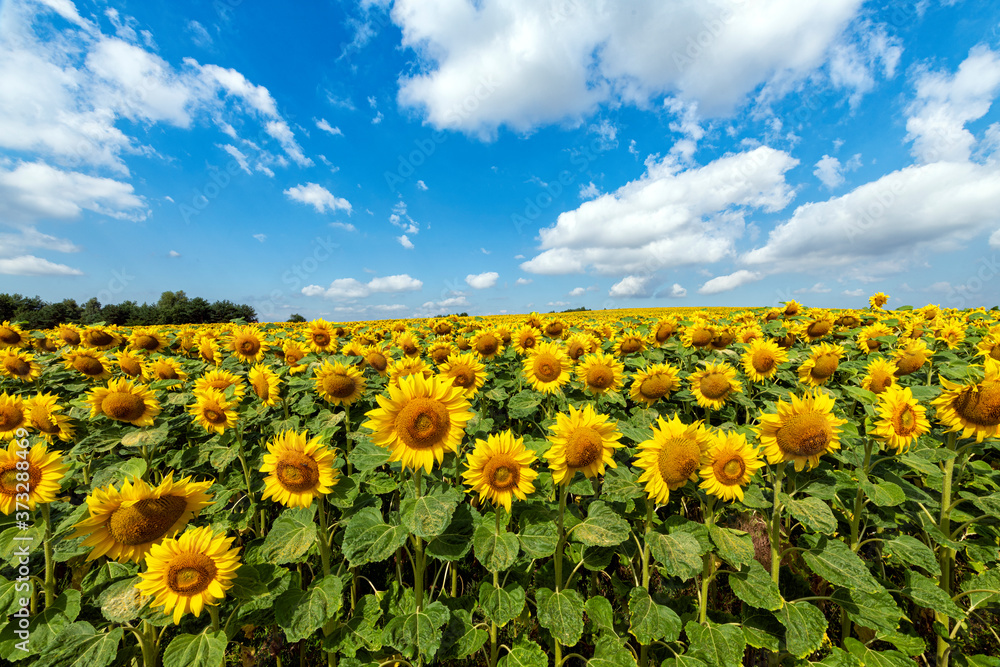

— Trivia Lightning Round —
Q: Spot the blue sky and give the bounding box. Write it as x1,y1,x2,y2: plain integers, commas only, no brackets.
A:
2,0,1000,321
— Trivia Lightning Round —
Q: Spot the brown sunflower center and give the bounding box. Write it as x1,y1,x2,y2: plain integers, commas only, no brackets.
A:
28,404,58,434
620,338,642,354
107,496,188,545
367,352,388,372
431,348,451,365
656,437,702,486
989,346,1000,362
450,367,476,389
402,343,418,356
153,365,179,380
640,374,673,400
0,403,25,432
564,427,604,469
4,357,30,377
285,350,304,364
484,454,520,491
545,323,564,337
690,328,713,347
586,365,614,390
718,457,745,483
396,397,450,450
810,354,839,380
202,407,226,425
699,373,731,400
60,329,81,346
894,404,918,435
532,354,563,383
86,331,114,347
865,338,882,351
119,358,142,377
237,337,260,356
895,353,925,376
0,464,40,496
869,370,893,393
655,323,674,343
710,332,734,350
520,335,536,350
276,451,321,492
752,349,777,374
775,412,833,457
567,342,585,360
312,332,331,347
807,321,831,338
102,392,147,422
952,382,1000,427
322,373,356,399
252,374,270,399
166,552,218,596
134,335,159,351
476,335,499,357
73,355,105,376
0,327,22,346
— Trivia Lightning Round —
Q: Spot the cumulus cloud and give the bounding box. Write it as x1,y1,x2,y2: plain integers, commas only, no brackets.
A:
515,277,532,285
397,234,414,249
568,287,586,297
698,270,763,294
609,275,652,297
302,274,423,300
417,180,428,191
0,255,83,275
168,250,181,257
668,283,687,298
284,183,352,214
466,272,499,289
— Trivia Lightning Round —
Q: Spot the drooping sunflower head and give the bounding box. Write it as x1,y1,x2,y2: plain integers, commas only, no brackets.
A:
228,325,268,364
803,311,835,340
88,378,161,427
976,336,1000,363
741,338,788,383
522,340,571,394
135,525,241,625
261,430,338,507
869,292,890,309
0,321,29,349
545,403,623,486
857,322,895,354
394,331,422,358
314,361,366,405
653,317,678,345
56,324,82,347
757,390,847,471
280,339,310,374
635,414,712,504
894,338,930,376
194,368,246,400
439,352,486,397
861,357,897,394
796,342,845,387
62,349,112,381
188,389,238,435
543,318,567,339
681,319,715,349
363,373,473,473
0,393,27,439
23,393,74,443
129,328,168,354
575,350,624,396
931,359,1000,443
1,349,41,383
362,345,391,376
616,330,647,356
307,319,338,353
629,363,681,406
33,335,61,354
783,300,801,317
115,350,145,379
873,386,930,453
197,335,223,365
0,441,67,515
689,361,743,410
698,430,764,503
462,430,538,512
249,364,282,406
471,329,504,360
709,327,735,351
72,473,214,563
81,325,122,351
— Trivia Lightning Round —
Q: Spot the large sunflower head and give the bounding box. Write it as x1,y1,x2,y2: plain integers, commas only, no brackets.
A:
861,357,897,394
681,320,715,349
796,342,845,387
363,373,473,473
869,292,889,309
565,333,595,362
88,378,161,427
0,441,67,514
72,473,214,562
145,356,188,388
228,325,268,364
194,368,246,400
23,393,74,443
129,328,168,354
616,330,647,356
522,340,571,394
935,319,966,350
81,325,122,351
115,350,146,379
55,324,82,347
362,345,391,376
462,430,538,512
543,318,567,339
1,349,41,383
314,361,366,405
931,359,1000,443
894,338,930,376
873,386,930,453
197,335,223,365
653,317,678,345
135,526,241,625
249,364,282,406
545,403,623,486
0,392,27,440
698,430,764,503
635,414,712,504
857,322,894,354
575,351,625,396
261,430,338,507
394,331,422,358
0,321,29,349
188,389,239,435
804,311,835,340
471,329,504,360
758,390,847,471
513,325,540,354
427,340,456,366
629,363,681,406
281,340,310,375
689,361,743,410
439,352,487,397
63,349,112,381
307,319,339,354
741,338,788,383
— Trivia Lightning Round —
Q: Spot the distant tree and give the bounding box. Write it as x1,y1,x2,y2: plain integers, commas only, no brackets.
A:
81,298,103,324
288,313,307,322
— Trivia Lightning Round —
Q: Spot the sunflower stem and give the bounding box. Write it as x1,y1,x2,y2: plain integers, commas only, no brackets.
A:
937,431,958,667
770,462,786,587
698,497,716,625
553,482,569,667
344,405,353,477
639,500,654,667
138,620,160,667
412,467,426,613
489,510,501,667
42,503,55,608
235,429,263,538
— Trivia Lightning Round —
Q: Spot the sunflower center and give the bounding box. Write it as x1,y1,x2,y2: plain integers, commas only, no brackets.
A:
752,350,776,373
655,323,674,343
0,327,21,345
102,392,147,422
476,335,499,356
238,338,260,356
895,353,925,376
203,407,227,424
134,335,159,351
712,456,746,486
154,365,179,380
252,374,270,399
0,464,40,495
990,346,1000,362
620,338,642,354
4,357,30,376
546,323,564,337
690,328,713,347
120,358,142,377
323,374,357,399
286,350,304,364
564,427,604,468
810,354,839,380
87,331,114,347
28,404,59,434
640,374,672,400
894,404,918,435
775,412,832,457
586,365,614,390
520,335,536,350
869,371,893,393
699,373,731,400
276,451,321,492
711,332,734,349
865,338,882,351
60,330,81,346
312,332,331,347
952,382,1000,427
166,553,218,596
807,321,831,338
484,455,520,491
567,342,585,360
533,354,562,383
450,368,476,389
367,352,388,372
0,404,24,431
107,496,188,545
431,348,451,365
72,356,104,376
656,437,702,486
396,398,450,450
402,343,418,356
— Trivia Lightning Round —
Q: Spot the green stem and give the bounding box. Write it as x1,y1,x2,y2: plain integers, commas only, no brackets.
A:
344,405,353,477
235,429,264,537
42,504,55,608
553,483,569,667
770,463,786,586
412,468,426,613
138,620,160,667
490,511,501,667
698,498,716,625
639,500,654,667
937,432,957,667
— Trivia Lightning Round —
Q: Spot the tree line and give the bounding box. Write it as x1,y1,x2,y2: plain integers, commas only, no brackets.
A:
0,291,258,328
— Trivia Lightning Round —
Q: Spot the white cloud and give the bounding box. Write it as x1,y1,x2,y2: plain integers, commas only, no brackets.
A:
421,295,470,311
315,118,343,136
515,277,532,285
371,111,384,124
417,179,428,191
389,200,420,235
302,274,423,300
668,283,687,298
218,144,251,174
609,275,652,297
698,269,763,294
0,255,83,275
265,120,312,167
186,20,212,48
397,234,414,249
253,233,267,242
331,221,357,232
168,250,181,257
284,183,352,214
794,282,832,294
579,182,600,200
568,287,586,297
466,272,499,289
843,288,865,297
827,23,902,108
814,155,845,188
480,247,490,255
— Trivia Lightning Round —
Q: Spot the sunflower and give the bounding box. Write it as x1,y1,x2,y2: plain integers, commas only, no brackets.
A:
278,340,308,375
976,336,1000,363
129,328,168,354
0,321,29,349
455,336,472,351
741,338,787,383
72,474,214,562
260,430,338,507
576,351,624,396
0,393,27,440
115,350,145,379
545,403,622,485
193,368,246,400
462,430,538,511
175,329,198,356
388,356,433,388
894,339,930,376
81,325,121,351
23,393,74,443
859,356,897,395
249,364,282,406
439,352,487,397
934,320,966,350
681,320,715,349
856,322,894,354
698,431,764,503
736,324,763,344
513,325,540,354
565,333,595,362
135,526,241,625
0,349,41,383
543,318,567,339
33,335,60,353
616,330,647,356
314,361,366,406
395,331,422,358
653,317,678,345
797,342,845,387
362,345,391,376
932,358,1000,443
0,441,67,514
431,319,453,336
689,361,743,410
188,389,238,435
342,339,366,358
471,329,504,361
634,414,712,504
228,325,268,364
88,378,161,427
363,373,473,473
197,334,223,365
60,348,110,381
783,300,801,317
427,341,456,366
869,292,889,310
522,341,571,394
307,319,339,354
55,324,82,347
709,327,735,351
758,390,847,471
629,363,681,406
145,356,188,388
873,386,930,453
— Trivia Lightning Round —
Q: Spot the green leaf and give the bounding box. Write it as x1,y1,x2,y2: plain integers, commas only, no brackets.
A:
497,637,548,667
275,575,344,642
229,564,268,600
426,502,475,562
972,493,1000,518
34,627,123,667
324,594,382,658
708,525,754,567
740,484,771,509
97,578,144,623
536,588,585,647
585,596,616,635
517,507,559,558
876,631,926,657
801,535,882,593
684,621,746,667
571,501,630,547
660,656,709,667
478,581,526,628
473,516,520,572
341,506,409,567
774,601,826,659
903,572,965,620
601,465,645,502
588,633,638,667
728,561,782,611
782,495,837,534
647,531,702,579
348,439,391,472
440,606,487,660
627,587,681,644
740,612,783,651
381,601,450,661
830,588,903,634
260,506,318,564
401,485,463,539
961,569,1000,610
884,536,941,576
859,480,906,507
844,637,914,667
162,631,227,667
508,390,543,419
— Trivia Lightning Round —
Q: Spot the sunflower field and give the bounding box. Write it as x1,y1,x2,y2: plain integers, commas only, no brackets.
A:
1,298,1000,667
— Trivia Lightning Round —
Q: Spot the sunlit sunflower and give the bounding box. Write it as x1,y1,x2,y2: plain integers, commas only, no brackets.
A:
115,350,145,379
88,378,161,427
0,441,67,514
689,361,743,410
0,349,41,383
340,339,364,358
0,321,29,349
894,339,930,377
439,352,487,397
362,345,391,376
462,430,538,511
129,328,168,354
935,319,966,350
634,414,712,504
23,393,74,443
431,318,453,336
616,329,647,356
0,393,27,440
522,340,571,394
395,331,422,358
513,325,540,354
388,356,433,388
976,336,1000,363
197,334,223,365
709,327,735,351
797,342,845,387
61,348,111,381
307,319,339,354
758,390,847,471
783,300,801,317
545,403,622,485
33,335,60,353
175,329,198,357
873,386,930,453
736,324,763,345
72,474,214,563
314,361,366,405
741,339,787,383
228,325,268,364
869,292,889,310
698,430,764,502
932,358,1000,442
802,311,834,340
81,325,122,351
576,351,624,396
55,324,82,348
629,363,681,406
856,322,894,354
565,333,594,362
188,389,238,435
856,356,895,395
281,340,309,375
427,340,456,366
471,329,504,361
249,364,282,406
681,319,715,349
145,356,188,389
653,317,678,345
193,368,246,400
363,373,473,473
543,317,567,339
135,526,241,625
260,430,338,507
